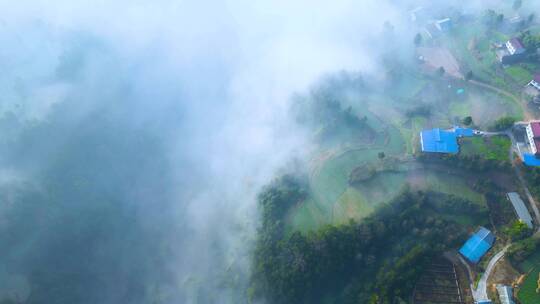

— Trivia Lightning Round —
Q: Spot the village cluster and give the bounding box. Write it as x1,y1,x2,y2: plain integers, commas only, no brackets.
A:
411,4,540,304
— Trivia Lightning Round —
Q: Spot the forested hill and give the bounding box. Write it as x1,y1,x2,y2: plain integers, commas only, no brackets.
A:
250,176,487,304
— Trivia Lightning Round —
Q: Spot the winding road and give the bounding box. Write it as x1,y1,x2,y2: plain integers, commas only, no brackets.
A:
471,245,510,302
469,79,533,121
468,128,539,302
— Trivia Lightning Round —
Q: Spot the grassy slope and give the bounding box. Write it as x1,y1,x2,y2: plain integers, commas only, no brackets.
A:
460,136,511,161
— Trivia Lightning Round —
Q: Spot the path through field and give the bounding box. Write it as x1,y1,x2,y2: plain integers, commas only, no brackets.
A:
417,47,462,78
469,79,533,121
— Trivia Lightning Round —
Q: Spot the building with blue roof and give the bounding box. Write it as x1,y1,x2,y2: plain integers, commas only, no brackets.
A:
523,153,540,167
454,127,474,137
420,128,459,153
459,227,495,264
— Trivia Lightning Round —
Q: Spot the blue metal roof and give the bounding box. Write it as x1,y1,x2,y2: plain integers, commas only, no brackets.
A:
459,227,495,264
420,128,459,153
523,153,540,166
454,127,474,137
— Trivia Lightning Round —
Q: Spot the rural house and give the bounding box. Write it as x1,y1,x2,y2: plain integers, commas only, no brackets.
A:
500,38,527,64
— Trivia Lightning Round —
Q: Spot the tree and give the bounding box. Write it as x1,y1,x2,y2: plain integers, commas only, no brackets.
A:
437,67,445,77
520,31,540,52
529,13,536,24
465,71,474,81
504,220,532,241
497,14,504,24
492,116,516,131
513,0,522,11
414,33,422,46
462,116,473,126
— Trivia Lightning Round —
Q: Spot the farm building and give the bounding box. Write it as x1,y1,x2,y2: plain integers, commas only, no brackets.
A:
459,227,495,264
496,285,514,304
507,192,533,228
420,128,458,153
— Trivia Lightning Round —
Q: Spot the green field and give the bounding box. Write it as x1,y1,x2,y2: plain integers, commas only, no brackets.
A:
519,268,540,303
460,136,511,161
517,250,540,304
408,170,486,206
506,66,533,86
287,161,487,232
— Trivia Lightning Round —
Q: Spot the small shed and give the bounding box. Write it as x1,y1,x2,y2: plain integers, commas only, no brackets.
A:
507,192,533,228
496,285,515,304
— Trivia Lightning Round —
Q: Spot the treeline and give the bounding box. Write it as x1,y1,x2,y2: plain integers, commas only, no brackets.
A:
417,153,511,172
507,237,540,267
523,166,540,198
250,176,481,304
292,72,373,146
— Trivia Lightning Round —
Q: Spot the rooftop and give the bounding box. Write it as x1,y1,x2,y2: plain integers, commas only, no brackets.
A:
420,128,458,154
507,192,533,228
531,122,540,138
454,127,474,137
459,227,495,264
496,285,514,304
523,153,540,166
509,37,525,51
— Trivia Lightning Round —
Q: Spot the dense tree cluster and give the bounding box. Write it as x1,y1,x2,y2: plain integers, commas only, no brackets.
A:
523,167,540,198
507,237,540,265
520,30,540,53
490,116,516,131
405,104,431,118
418,153,511,172
250,177,480,304
503,220,533,241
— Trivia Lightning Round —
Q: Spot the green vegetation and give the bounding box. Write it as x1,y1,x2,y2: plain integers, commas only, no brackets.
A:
460,136,511,161
523,167,540,198
508,237,540,269
502,220,533,241
252,177,482,304
518,268,540,304
520,30,540,52
462,116,473,126
506,66,533,85
491,116,516,131
512,238,540,304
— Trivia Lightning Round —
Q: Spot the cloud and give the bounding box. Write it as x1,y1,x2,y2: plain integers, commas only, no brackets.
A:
0,1,422,303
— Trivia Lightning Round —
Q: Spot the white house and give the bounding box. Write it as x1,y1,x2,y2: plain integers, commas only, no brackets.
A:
506,38,526,55
526,121,540,155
